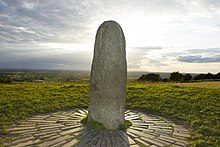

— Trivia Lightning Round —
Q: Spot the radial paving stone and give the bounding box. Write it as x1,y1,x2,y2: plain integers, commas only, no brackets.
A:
4,109,191,146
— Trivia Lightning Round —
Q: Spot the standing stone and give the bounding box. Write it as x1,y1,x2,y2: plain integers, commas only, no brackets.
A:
88,21,127,130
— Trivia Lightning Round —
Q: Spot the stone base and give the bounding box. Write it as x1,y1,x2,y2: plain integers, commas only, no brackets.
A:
4,109,190,147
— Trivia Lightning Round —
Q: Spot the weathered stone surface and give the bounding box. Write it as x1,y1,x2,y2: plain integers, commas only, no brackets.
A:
59,126,83,135
11,136,35,145
88,20,127,130
4,109,190,146
62,139,78,147
38,135,73,147
134,138,150,146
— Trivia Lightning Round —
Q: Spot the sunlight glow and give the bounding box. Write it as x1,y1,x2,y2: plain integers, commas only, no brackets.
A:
39,43,92,52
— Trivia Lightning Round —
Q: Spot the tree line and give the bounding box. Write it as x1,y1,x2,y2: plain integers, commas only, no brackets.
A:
0,76,13,84
138,72,220,82
0,75,45,84
1,71,220,84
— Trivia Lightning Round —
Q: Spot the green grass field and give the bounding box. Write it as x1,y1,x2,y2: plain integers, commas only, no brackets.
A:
0,82,219,146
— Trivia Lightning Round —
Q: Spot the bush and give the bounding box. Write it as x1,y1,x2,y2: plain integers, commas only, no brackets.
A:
214,72,220,79
169,71,183,82
0,76,13,84
183,74,193,82
162,78,169,82
193,73,214,80
138,73,161,82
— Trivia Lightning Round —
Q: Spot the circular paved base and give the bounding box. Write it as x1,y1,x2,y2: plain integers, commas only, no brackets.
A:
4,109,190,147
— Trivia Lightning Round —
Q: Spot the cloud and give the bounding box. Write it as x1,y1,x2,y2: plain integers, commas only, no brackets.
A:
131,46,162,50
177,48,220,63
0,0,7,11
127,46,167,70
0,0,96,45
177,55,220,63
186,48,220,54
0,49,92,69
1,0,219,47
127,48,146,70
201,24,220,32
148,59,168,66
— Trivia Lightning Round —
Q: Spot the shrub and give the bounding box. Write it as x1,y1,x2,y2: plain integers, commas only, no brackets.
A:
183,74,193,82
162,78,169,82
169,71,183,82
214,72,220,79
138,73,161,82
0,76,13,84
193,73,214,80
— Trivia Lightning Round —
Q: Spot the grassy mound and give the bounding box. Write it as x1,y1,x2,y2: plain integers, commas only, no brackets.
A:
0,82,219,146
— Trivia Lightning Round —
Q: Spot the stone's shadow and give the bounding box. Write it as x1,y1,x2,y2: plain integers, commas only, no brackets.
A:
76,128,130,147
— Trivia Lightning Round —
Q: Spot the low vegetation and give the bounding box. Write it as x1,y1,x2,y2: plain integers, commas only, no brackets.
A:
0,82,219,146
81,115,132,131
138,71,220,82
0,83,88,133
126,82,220,146
80,116,106,130
118,120,133,131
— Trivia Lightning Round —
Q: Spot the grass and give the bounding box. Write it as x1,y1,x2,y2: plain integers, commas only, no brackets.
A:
81,116,132,131
117,120,133,131
176,81,220,88
0,81,219,146
80,116,106,130
126,82,220,146
0,82,88,133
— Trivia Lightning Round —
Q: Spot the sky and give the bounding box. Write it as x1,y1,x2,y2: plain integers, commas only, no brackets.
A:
0,0,220,73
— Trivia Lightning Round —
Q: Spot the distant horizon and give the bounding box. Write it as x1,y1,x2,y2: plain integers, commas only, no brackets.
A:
1,67,218,74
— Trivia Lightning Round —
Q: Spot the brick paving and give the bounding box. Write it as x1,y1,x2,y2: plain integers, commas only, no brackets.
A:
4,109,190,146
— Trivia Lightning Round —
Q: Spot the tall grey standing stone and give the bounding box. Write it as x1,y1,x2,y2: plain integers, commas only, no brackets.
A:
88,21,127,130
